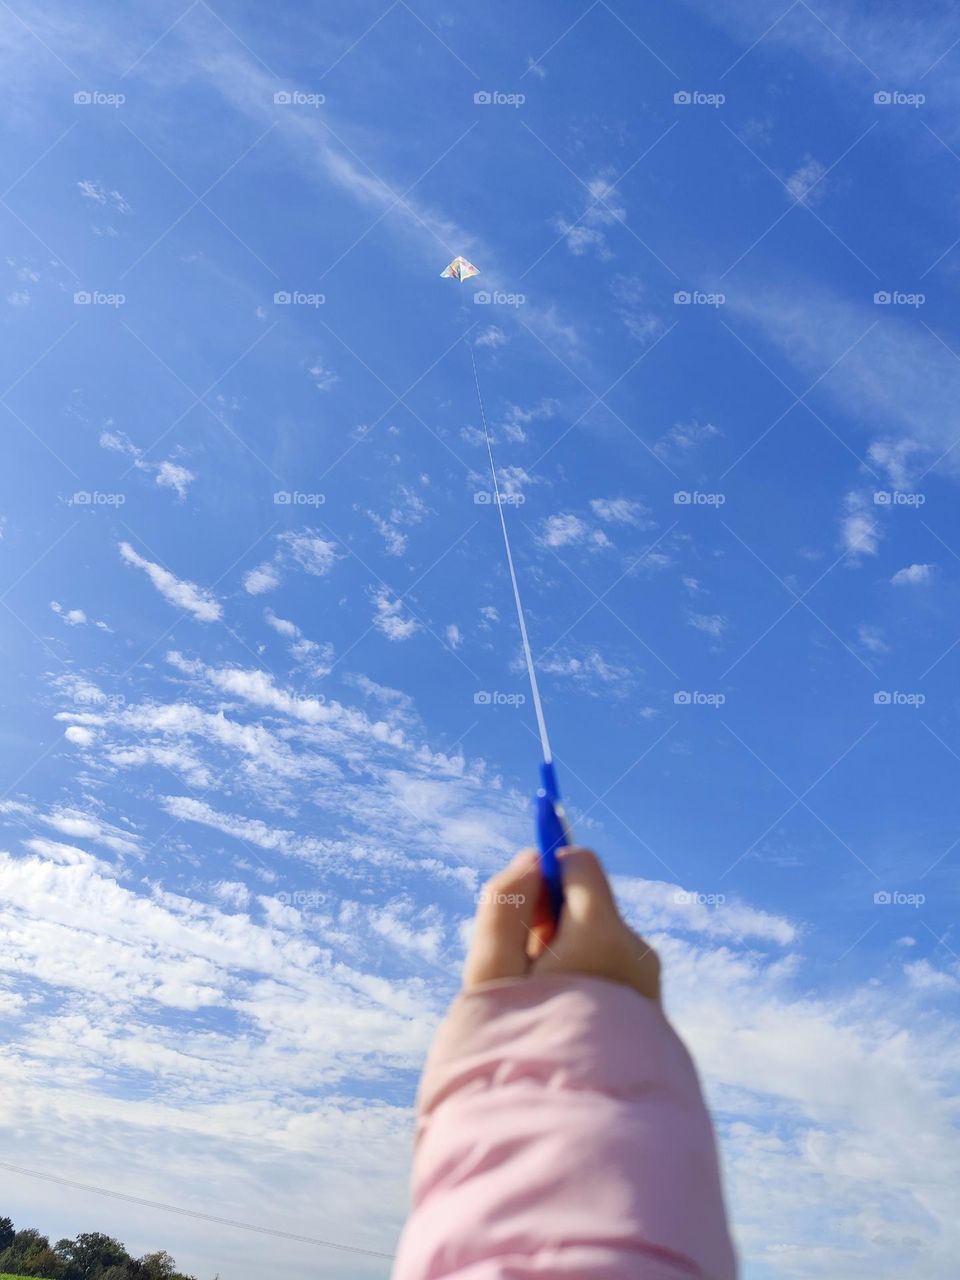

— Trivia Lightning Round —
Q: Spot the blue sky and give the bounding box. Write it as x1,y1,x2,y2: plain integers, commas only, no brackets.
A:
1,1,959,1277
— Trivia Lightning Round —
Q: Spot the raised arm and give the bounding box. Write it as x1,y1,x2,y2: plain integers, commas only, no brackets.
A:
393,848,737,1280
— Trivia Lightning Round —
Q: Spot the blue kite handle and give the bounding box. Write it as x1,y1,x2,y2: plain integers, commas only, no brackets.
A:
536,760,568,922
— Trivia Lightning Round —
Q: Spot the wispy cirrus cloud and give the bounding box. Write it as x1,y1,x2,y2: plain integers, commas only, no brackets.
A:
119,542,222,621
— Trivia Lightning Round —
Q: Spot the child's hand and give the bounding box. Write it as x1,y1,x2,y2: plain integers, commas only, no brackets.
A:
465,846,660,1002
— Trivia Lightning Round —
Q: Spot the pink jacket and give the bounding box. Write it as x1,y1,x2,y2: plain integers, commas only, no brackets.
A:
393,974,737,1279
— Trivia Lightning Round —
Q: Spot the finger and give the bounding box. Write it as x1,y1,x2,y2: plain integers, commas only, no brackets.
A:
526,874,558,958
464,850,541,987
623,927,662,1002
554,847,619,925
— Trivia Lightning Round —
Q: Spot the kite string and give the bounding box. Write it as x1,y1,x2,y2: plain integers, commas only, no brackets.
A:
469,342,553,764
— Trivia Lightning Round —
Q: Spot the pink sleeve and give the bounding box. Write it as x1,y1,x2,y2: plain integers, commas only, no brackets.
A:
392,974,737,1280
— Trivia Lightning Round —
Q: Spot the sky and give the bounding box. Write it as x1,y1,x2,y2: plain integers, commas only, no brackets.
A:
0,1,959,1277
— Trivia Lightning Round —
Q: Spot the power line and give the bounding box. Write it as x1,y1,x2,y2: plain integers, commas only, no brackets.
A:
0,1160,395,1262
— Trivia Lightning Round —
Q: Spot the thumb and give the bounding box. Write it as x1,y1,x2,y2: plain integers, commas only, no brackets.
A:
464,850,542,987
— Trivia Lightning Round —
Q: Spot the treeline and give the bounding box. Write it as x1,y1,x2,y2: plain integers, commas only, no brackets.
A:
0,1216,200,1280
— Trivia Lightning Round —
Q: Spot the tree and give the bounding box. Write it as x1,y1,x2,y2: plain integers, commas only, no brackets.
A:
0,1228,64,1278
13,1227,49,1251
20,1243,65,1277
139,1251,176,1279
56,1230,130,1280
2,1226,49,1270
0,1217,194,1280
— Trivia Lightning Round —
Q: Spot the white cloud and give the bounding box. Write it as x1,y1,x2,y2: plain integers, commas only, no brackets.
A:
0,800,140,855
655,419,721,458
843,513,880,557
99,429,194,502
243,562,280,595
368,513,407,556
611,275,663,345
278,530,339,577
345,672,414,713
50,601,87,625
475,325,507,349
904,958,960,993
264,609,298,638
891,563,934,586
307,360,338,391
7,259,39,283
727,283,960,481
590,496,652,526
688,612,728,639
242,531,339,597
553,172,626,261
156,460,196,500
77,179,131,213
490,465,534,501
857,624,889,654
539,513,611,550
64,725,95,746
263,609,333,675
371,588,418,641
555,221,611,259
615,877,797,945
498,399,559,444
785,155,827,205
538,647,633,694
212,880,252,910
364,488,428,558
290,636,334,675
445,624,462,649
842,494,880,559
118,542,222,622
868,439,923,491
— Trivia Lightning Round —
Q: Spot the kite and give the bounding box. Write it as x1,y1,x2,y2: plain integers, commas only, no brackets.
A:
443,255,569,922
440,255,480,282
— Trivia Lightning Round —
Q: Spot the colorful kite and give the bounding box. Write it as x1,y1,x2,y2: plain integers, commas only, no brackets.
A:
440,255,480,282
